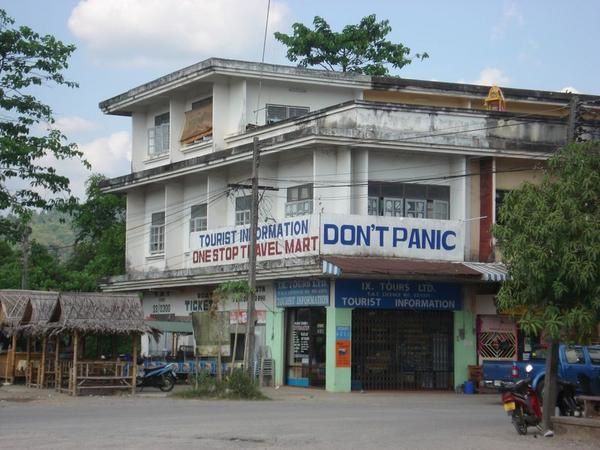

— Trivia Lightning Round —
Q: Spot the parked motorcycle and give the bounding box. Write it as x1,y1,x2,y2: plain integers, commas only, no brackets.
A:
500,364,581,435
136,362,177,392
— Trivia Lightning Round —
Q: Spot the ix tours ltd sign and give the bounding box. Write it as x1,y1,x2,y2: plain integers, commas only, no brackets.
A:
189,213,464,267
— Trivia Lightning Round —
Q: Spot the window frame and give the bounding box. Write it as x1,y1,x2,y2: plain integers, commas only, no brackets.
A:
235,195,252,226
368,182,451,220
148,112,170,157
265,104,310,125
149,211,165,255
190,203,207,233
285,183,314,217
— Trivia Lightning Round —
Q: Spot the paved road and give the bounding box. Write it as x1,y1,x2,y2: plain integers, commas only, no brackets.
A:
0,385,596,449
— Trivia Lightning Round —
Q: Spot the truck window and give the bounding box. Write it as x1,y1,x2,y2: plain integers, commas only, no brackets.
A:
565,347,584,364
588,347,600,365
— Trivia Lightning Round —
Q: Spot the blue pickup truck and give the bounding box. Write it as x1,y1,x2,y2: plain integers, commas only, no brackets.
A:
482,345,600,396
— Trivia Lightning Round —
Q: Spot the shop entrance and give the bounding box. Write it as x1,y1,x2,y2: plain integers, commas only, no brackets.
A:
285,307,326,387
352,310,453,390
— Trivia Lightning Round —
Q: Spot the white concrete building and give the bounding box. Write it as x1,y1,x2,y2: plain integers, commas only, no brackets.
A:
99,58,599,391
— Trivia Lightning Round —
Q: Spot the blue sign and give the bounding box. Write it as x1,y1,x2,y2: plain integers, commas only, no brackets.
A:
336,326,351,340
276,279,330,307
335,279,461,311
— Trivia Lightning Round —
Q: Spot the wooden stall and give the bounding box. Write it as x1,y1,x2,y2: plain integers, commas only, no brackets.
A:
48,292,147,396
0,291,32,383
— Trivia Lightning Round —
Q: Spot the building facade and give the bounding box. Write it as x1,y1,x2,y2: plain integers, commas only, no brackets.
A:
99,58,600,391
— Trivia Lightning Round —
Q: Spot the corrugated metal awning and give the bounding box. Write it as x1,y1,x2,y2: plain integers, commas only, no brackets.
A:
145,320,193,333
322,257,509,282
462,262,508,282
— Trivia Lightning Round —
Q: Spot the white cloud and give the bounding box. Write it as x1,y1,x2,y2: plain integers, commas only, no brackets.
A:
492,0,524,39
79,131,131,174
53,116,97,135
68,0,290,66
474,68,510,86
560,86,579,94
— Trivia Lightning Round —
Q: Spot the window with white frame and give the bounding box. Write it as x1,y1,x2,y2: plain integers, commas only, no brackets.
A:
190,204,207,233
148,112,170,156
149,212,165,254
235,195,252,226
285,183,313,217
266,104,309,124
368,182,450,220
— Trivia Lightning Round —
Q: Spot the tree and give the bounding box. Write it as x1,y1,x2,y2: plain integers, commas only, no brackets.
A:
66,174,126,290
0,9,88,236
494,142,600,431
274,15,428,76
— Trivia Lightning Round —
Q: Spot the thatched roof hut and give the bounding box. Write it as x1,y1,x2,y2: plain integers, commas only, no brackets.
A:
16,291,60,336
0,290,36,335
49,292,148,335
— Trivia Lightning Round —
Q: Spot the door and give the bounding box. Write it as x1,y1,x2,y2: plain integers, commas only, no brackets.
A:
285,307,326,387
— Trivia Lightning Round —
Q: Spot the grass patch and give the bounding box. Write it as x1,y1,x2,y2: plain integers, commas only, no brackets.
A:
172,369,269,400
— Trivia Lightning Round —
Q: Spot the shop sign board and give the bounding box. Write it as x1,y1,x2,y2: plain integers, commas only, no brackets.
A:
229,310,267,325
335,279,462,311
335,326,351,368
189,214,465,267
275,279,330,307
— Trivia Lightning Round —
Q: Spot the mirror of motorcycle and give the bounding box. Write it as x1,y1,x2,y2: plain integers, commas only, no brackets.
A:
525,364,533,374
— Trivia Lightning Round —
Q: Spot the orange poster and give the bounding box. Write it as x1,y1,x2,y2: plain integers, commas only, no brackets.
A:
336,340,351,368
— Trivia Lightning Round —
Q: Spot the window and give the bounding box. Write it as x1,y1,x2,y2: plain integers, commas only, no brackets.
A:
180,98,213,145
285,183,313,217
190,204,207,233
266,104,309,124
565,347,585,364
589,347,600,365
148,112,170,156
495,189,510,224
368,182,450,220
149,212,165,254
235,195,252,226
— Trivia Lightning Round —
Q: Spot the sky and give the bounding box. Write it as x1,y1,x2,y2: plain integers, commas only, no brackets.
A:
2,0,599,200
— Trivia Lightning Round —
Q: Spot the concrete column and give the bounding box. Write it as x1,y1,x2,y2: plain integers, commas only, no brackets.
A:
453,307,477,390
131,112,147,172
169,95,186,162
266,306,285,386
313,148,352,215
125,189,145,273
351,149,368,215
207,170,228,228
165,182,184,269
212,81,229,150
325,281,352,393
479,157,495,262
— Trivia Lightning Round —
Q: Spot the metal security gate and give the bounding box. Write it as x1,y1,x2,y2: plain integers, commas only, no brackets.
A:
352,310,454,390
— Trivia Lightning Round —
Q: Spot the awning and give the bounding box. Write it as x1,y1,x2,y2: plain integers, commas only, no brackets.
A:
145,320,193,334
322,256,482,278
462,262,508,282
322,257,508,282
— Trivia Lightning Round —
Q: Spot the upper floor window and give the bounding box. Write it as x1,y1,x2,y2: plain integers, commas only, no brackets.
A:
149,211,165,254
266,104,309,124
148,112,170,157
495,189,510,224
286,183,313,217
235,195,252,226
190,204,207,233
181,97,213,146
368,182,450,220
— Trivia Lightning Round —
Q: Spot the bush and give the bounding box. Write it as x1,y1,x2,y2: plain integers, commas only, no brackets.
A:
173,369,268,400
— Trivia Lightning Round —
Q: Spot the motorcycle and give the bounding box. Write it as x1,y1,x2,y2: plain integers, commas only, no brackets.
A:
500,364,581,435
136,362,178,392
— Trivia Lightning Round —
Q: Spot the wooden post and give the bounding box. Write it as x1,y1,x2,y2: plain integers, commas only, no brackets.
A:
131,334,138,395
25,336,31,387
9,334,17,383
71,331,79,396
55,335,60,392
39,336,47,388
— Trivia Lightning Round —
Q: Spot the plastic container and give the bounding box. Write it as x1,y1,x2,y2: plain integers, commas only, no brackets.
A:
463,380,475,394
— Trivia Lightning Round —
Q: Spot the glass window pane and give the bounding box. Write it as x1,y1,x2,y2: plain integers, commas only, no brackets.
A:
152,212,165,226
589,347,600,365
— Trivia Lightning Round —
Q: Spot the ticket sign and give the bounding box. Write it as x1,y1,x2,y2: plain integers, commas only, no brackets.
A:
335,279,462,311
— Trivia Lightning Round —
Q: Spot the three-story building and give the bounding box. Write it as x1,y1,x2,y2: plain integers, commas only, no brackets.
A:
99,58,599,392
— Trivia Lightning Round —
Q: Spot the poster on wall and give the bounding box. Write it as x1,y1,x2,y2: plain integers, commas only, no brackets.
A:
335,326,351,368
292,321,310,364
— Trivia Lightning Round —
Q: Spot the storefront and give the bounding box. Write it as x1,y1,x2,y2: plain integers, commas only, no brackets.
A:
335,278,462,391
276,279,329,387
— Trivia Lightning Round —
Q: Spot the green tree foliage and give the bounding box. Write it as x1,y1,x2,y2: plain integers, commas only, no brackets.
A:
66,174,126,290
274,15,428,76
0,9,88,235
494,142,600,341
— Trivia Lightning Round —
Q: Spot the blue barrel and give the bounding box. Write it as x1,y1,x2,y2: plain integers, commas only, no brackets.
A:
463,380,475,394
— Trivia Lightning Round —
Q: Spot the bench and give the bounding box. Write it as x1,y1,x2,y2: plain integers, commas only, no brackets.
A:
576,395,600,417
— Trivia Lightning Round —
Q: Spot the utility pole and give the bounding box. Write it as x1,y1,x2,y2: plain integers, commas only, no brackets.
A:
21,225,31,290
541,93,580,434
244,137,260,374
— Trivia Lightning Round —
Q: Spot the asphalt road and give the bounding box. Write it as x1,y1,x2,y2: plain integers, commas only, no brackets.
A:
0,386,597,449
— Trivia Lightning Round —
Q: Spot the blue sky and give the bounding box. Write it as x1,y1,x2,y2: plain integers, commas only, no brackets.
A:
2,0,599,198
